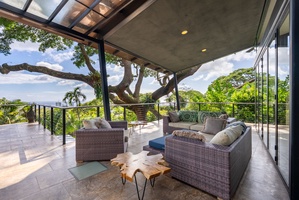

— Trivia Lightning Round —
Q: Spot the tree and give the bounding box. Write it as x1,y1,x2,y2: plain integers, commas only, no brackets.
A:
206,68,255,103
0,98,27,124
63,87,86,123
166,90,205,110
63,87,86,106
0,17,200,120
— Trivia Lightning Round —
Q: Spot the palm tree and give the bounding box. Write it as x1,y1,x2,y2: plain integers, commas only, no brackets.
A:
63,87,86,106
63,87,86,125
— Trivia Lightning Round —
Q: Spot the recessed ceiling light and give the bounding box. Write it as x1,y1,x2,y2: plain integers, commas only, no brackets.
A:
181,30,188,35
202,48,207,52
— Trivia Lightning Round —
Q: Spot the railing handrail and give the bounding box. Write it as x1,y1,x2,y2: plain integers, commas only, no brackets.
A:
1,101,289,145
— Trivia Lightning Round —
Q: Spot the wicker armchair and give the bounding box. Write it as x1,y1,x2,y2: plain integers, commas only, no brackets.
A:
75,121,128,162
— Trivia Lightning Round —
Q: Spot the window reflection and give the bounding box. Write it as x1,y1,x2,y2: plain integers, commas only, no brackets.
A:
268,38,276,159
53,0,85,27
27,0,62,19
277,14,289,186
0,0,27,10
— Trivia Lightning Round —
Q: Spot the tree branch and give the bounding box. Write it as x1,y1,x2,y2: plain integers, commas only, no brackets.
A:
0,63,93,86
133,66,145,98
152,66,201,101
78,43,97,73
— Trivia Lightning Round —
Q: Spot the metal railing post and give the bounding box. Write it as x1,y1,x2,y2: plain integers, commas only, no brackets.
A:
43,106,46,129
50,107,54,135
97,106,100,117
38,105,41,124
124,107,127,121
62,108,66,145
158,103,160,122
232,103,235,117
34,104,37,119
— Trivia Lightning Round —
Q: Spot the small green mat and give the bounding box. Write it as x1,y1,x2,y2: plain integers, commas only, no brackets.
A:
69,161,107,180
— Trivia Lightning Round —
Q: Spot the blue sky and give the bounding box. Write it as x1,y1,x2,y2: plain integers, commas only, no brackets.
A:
0,39,256,103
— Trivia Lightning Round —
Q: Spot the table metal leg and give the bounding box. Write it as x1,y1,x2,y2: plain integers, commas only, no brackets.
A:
134,175,155,200
121,177,126,185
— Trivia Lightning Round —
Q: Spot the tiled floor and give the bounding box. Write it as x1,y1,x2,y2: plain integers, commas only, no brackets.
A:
0,122,290,200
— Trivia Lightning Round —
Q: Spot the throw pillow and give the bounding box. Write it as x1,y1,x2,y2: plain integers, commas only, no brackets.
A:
97,118,112,129
178,111,198,122
219,113,229,119
226,121,247,133
210,125,243,146
198,111,222,124
83,119,98,129
172,130,206,141
201,117,227,135
168,111,180,122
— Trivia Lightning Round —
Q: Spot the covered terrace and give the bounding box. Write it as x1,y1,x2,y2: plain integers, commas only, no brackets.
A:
1,0,299,199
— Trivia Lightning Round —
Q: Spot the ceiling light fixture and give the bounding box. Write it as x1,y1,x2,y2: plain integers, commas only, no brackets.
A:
181,30,188,35
202,48,207,52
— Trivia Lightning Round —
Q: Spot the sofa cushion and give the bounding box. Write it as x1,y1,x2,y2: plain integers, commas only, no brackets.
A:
83,119,98,129
94,118,112,129
173,130,206,141
198,111,222,124
168,111,180,122
189,124,205,131
178,110,198,122
219,113,229,119
226,121,247,133
169,121,197,129
210,125,243,146
199,132,215,142
201,117,227,135
99,119,112,129
149,135,171,150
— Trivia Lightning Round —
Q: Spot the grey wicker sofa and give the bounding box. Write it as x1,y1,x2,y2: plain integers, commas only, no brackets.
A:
75,121,128,162
163,115,236,134
165,126,252,200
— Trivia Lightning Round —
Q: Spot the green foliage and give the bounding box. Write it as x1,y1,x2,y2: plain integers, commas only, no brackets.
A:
167,90,205,110
0,17,73,55
72,45,97,68
206,68,254,103
0,98,28,124
63,87,86,106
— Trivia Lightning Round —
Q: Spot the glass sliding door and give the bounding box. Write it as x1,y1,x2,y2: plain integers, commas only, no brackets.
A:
257,62,263,137
268,38,276,158
263,53,269,147
277,14,290,185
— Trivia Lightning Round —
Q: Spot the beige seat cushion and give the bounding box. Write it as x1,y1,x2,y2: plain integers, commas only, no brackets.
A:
210,125,243,146
198,132,215,142
169,121,197,129
189,124,204,131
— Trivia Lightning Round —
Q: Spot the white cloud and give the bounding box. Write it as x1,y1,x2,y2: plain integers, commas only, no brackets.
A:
10,41,40,52
36,61,63,71
108,75,122,84
0,72,58,84
193,59,234,81
107,64,123,74
44,49,74,63
225,50,256,62
192,50,255,82
57,80,76,86
73,83,88,88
